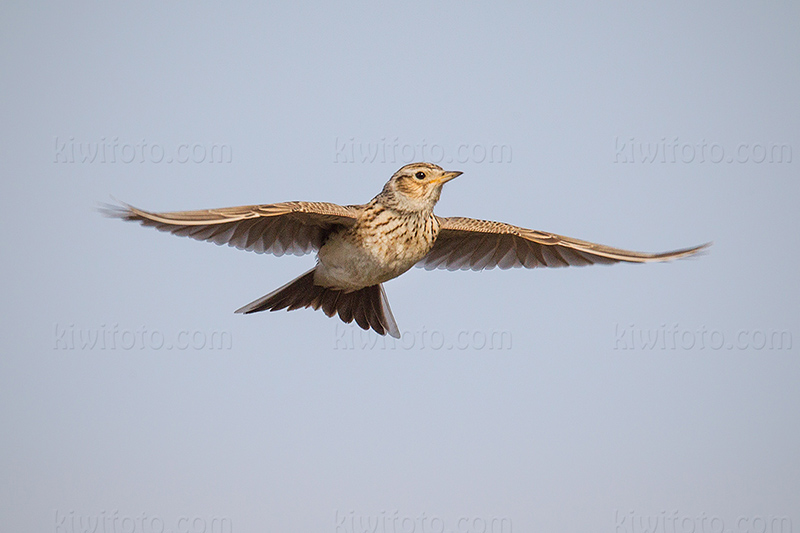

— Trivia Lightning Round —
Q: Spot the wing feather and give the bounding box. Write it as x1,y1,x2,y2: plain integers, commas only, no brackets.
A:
101,201,362,256
470,236,501,270
417,216,709,270
484,235,510,270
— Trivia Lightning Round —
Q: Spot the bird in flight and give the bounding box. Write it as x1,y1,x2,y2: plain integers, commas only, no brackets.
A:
105,162,708,338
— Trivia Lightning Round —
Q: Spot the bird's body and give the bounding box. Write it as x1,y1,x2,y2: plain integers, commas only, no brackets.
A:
104,162,708,338
316,192,440,290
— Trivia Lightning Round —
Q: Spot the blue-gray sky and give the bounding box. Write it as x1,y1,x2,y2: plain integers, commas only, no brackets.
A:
2,2,798,532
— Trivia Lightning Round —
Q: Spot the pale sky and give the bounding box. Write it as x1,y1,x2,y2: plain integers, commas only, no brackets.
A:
2,2,798,532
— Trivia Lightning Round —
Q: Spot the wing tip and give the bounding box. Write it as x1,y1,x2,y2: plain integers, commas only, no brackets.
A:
97,197,136,220
656,241,712,261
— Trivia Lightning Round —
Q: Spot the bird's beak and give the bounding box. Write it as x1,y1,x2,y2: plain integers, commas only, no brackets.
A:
435,170,463,184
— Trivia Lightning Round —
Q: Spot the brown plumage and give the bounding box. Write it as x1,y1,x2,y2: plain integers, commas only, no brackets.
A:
233,268,398,337
103,162,709,337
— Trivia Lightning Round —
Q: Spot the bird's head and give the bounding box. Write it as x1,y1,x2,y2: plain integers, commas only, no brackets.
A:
380,162,462,212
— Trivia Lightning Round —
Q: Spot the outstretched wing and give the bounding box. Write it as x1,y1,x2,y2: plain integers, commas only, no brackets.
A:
102,201,362,256
418,216,709,270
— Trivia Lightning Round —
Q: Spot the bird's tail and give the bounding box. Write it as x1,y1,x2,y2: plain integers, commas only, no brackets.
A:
234,268,400,338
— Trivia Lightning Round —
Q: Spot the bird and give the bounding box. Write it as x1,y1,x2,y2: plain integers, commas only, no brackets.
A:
103,162,708,338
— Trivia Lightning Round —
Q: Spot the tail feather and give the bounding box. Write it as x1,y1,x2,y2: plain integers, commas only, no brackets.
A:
319,290,340,317
377,285,399,337
367,287,385,333
352,295,370,331
337,293,356,324
234,267,401,338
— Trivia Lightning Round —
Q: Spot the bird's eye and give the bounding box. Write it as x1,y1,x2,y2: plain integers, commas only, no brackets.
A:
415,171,425,180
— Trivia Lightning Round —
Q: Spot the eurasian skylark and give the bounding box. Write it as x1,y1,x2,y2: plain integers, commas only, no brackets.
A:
105,162,708,338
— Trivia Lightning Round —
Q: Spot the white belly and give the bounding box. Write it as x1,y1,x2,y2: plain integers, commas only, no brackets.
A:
314,214,437,291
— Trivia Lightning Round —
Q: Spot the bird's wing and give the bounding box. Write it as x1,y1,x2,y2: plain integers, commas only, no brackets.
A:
102,201,362,255
417,216,709,270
